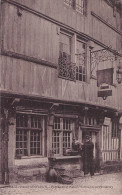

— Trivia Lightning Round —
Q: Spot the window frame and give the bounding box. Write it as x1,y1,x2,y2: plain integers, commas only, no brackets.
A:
64,0,73,7
16,113,45,158
58,30,76,81
52,117,73,156
64,0,87,16
76,38,87,82
59,31,72,58
75,0,84,14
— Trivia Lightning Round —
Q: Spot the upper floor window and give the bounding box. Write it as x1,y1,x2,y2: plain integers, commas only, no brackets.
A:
64,0,87,15
75,0,84,14
76,40,87,82
59,32,71,60
64,0,73,7
58,31,88,82
58,31,76,81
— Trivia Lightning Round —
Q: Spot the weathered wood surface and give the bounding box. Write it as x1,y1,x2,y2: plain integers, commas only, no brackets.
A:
101,123,120,162
2,3,59,65
6,0,121,50
0,55,122,110
0,0,122,110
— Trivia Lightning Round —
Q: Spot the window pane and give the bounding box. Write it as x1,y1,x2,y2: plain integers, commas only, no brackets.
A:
16,114,28,127
64,0,73,7
30,131,41,155
54,117,60,130
63,119,71,130
52,131,60,154
59,33,71,55
76,40,86,82
31,115,42,129
16,129,28,156
16,113,44,157
63,132,71,149
76,0,84,14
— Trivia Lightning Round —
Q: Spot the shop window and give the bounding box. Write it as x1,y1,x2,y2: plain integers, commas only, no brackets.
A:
112,121,118,138
76,40,87,82
16,113,45,157
52,117,73,155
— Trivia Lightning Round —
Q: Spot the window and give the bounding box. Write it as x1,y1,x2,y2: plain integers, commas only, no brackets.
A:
16,113,45,157
112,120,118,138
76,40,86,82
75,0,84,14
63,118,71,150
64,0,73,7
64,0,86,15
52,117,74,155
79,113,100,126
58,32,76,81
59,32,71,59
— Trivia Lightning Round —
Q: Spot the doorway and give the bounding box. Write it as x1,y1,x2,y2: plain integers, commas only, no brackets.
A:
82,130,99,161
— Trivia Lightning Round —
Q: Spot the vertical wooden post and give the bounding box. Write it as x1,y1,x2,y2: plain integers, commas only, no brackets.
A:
75,118,79,140
118,115,122,160
86,41,91,83
0,108,9,184
47,104,59,157
47,113,54,157
120,127,122,160
3,108,9,184
98,111,105,166
0,111,3,183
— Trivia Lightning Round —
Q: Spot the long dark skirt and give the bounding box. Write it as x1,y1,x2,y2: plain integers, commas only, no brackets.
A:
83,158,94,176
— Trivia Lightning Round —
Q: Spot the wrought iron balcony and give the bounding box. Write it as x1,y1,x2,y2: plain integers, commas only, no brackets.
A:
58,54,76,81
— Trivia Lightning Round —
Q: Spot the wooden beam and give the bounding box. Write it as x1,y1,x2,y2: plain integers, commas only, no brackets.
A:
1,49,57,69
91,11,122,35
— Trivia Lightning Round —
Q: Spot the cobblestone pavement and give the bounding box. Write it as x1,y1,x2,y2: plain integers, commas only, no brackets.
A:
0,172,122,195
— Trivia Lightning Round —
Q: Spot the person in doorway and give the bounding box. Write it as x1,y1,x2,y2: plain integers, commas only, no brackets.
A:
82,135,94,177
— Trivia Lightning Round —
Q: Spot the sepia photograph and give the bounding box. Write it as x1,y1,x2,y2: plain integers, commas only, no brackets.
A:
0,0,122,195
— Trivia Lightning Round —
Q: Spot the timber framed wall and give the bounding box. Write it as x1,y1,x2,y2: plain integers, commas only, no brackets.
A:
0,0,122,183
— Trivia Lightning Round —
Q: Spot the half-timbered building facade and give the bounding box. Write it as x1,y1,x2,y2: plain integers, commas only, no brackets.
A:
0,0,122,183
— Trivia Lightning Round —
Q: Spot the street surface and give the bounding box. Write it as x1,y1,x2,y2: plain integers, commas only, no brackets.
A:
0,172,122,195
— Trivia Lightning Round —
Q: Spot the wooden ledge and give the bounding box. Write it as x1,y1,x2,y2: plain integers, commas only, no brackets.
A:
49,155,81,160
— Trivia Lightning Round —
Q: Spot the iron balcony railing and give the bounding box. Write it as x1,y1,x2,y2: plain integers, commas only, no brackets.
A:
58,53,76,81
